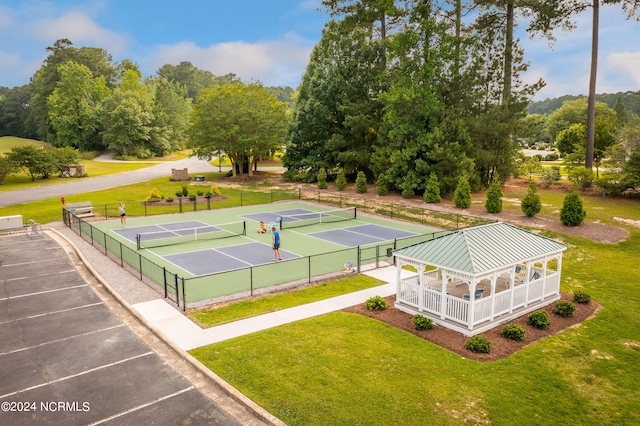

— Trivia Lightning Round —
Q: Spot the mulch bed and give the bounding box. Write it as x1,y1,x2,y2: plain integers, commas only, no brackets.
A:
343,293,600,362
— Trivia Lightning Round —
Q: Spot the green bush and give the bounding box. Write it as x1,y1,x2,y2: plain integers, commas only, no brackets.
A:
573,290,591,304
545,153,559,161
413,315,434,330
484,173,503,213
527,310,551,329
501,324,526,342
356,171,368,194
541,166,561,187
317,167,328,189
365,296,388,311
453,174,471,209
401,174,415,199
521,180,542,217
181,184,189,197
175,190,183,198
166,197,174,202
335,168,347,191
464,335,491,353
375,173,388,196
553,300,576,317
560,192,586,226
196,190,204,196
423,172,441,203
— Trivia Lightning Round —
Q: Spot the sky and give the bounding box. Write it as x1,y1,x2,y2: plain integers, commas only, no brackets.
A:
1,0,639,101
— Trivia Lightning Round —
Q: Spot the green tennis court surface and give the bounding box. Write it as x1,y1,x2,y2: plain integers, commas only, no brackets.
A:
91,201,441,305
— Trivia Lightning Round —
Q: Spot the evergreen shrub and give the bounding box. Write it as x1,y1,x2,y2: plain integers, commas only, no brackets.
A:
553,300,576,317
521,181,542,217
453,174,471,208
423,172,441,203
375,174,388,196
402,174,415,199
413,315,434,330
317,167,328,189
501,324,526,342
560,192,586,226
365,296,388,311
356,171,368,194
465,335,491,353
573,290,591,304
527,310,551,330
485,173,503,213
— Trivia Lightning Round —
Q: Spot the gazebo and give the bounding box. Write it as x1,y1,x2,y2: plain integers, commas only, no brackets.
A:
392,222,567,336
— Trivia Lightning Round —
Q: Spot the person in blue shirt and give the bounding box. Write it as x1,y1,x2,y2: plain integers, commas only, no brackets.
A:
272,227,282,261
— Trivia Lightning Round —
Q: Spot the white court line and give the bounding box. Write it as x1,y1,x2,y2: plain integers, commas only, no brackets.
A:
0,324,125,357
0,302,103,326
87,386,195,425
0,283,88,301
0,352,153,399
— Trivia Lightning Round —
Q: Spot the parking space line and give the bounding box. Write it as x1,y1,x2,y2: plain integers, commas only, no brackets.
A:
0,284,88,301
87,386,195,425
0,352,154,399
4,269,77,281
0,302,103,326
0,324,125,357
1,257,69,267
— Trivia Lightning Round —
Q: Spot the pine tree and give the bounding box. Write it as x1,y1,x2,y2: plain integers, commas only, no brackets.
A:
484,173,503,213
355,171,368,194
375,173,388,196
423,172,441,204
335,168,347,191
560,192,586,226
401,174,415,199
317,167,328,189
453,174,471,209
521,180,542,217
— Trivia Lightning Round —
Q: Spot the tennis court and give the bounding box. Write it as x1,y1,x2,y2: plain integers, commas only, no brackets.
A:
89,201,441,306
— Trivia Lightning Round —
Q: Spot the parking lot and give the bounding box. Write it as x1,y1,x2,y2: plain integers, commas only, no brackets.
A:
0,233,246,425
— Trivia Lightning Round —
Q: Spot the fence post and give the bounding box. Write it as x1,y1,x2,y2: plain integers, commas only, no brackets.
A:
175,274,180,307
308,256,312,283
181,278,186,311
138,253,143,280
250,267,253,297
104,233,107,255
163,267,168,298
119,243,124,267
144,201,147,216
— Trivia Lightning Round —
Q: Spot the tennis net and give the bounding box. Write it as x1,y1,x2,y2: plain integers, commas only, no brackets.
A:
279,207,357,230
136,221,246,250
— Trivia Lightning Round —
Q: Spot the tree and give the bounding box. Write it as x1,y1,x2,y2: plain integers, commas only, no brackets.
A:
0,84,36,138
453,174,472,209
555,123,586,155
317,167,328,189
521,180,542,217
423,172,441,204
520,156,543,180
375,173,388,195
157,61,239,100
47,61,111,151
401,173,415,199
560,192,586,226
0,155,17,184
7,145,56,181
189,83,289,176
485,173,503,213
335,168,347,191
355,171,368,193
148,77,192,154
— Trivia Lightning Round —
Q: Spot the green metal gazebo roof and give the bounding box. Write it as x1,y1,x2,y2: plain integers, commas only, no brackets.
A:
393,222,566,275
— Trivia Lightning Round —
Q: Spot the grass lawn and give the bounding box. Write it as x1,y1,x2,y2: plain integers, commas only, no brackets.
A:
189,275,384,327
189,187,640,425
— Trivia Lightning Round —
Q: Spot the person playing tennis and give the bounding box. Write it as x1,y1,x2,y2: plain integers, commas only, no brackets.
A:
272,226,281,260
119,203,126,227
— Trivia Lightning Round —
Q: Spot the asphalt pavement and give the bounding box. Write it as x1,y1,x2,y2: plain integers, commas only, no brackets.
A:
0,156,218,207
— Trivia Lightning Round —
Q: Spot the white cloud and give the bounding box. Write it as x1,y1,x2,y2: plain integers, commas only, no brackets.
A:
145,33,313,88
603,51,640,89
30,10,128,55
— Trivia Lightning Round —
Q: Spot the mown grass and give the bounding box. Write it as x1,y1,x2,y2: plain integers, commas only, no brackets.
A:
188,275,384,327
189,189,640,425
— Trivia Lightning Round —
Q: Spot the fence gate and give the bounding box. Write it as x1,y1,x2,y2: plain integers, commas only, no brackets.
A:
163,268,180,307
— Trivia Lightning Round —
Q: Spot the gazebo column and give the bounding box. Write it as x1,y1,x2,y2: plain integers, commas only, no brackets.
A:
541,256,548,300
467,278,476,330
524,262,532,307
489,273,497,321
417,263,424,312
509,266,516,314
439,271,448,320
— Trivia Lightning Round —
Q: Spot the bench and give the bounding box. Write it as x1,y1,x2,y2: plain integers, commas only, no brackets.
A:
65,201,94,218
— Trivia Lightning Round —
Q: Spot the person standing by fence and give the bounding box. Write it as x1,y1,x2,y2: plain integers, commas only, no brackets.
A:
272,226,281,260
119,203,126,227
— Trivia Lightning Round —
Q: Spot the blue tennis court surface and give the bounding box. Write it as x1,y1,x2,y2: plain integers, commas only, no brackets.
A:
163,242,299,276
308,224,417,247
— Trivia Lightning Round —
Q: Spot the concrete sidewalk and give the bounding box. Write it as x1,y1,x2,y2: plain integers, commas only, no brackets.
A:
131,266,399,351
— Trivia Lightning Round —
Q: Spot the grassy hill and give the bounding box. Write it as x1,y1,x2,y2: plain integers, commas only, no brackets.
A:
0,136,49,154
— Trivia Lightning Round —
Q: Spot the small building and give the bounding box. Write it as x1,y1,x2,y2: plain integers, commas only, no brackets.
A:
393,222,567,336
